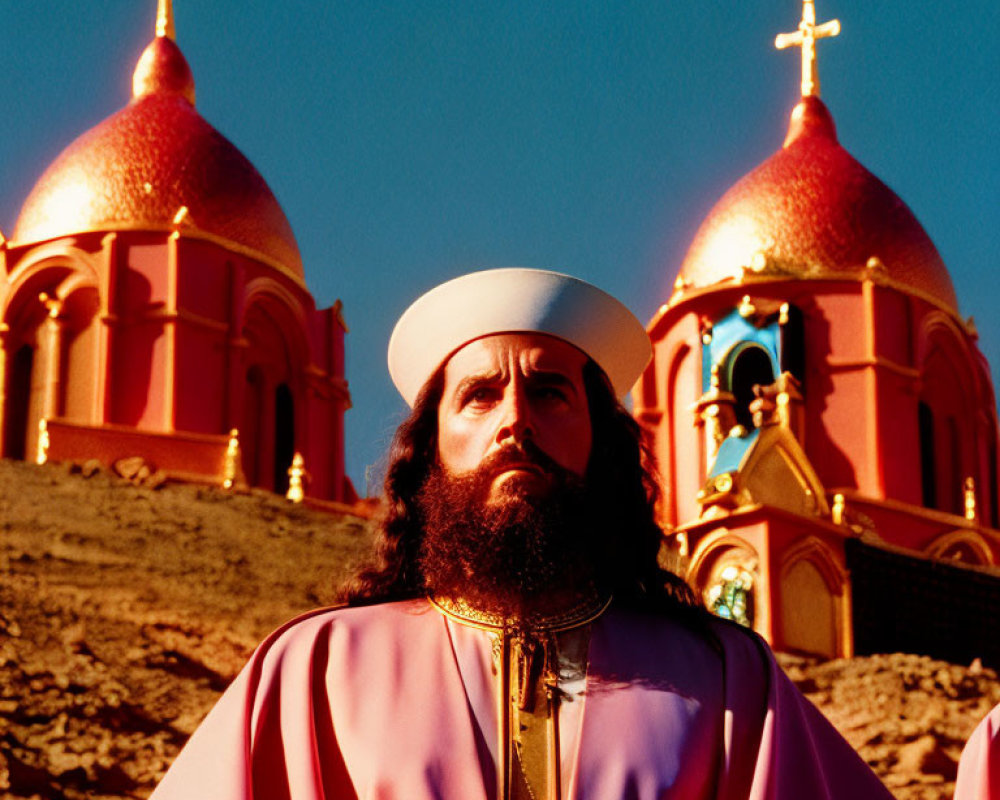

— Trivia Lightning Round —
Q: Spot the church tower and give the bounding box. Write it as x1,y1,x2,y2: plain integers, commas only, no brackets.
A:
636,2,1000,660
0,2,353,502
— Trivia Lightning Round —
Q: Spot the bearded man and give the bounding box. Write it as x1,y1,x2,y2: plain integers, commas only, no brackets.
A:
152,269,892,800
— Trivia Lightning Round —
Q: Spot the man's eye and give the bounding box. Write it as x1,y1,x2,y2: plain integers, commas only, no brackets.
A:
533,385,568,402
464,387,499,406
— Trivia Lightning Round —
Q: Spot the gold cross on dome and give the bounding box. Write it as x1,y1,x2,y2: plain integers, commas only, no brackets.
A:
775,0,840,97
156,0,176,40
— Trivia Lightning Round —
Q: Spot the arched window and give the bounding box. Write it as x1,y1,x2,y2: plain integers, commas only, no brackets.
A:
705,564,755,628
4,345,35,460
729,345,775,431
918,401,936,509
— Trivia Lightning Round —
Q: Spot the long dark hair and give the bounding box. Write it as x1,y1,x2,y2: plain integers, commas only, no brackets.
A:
340,360,698,614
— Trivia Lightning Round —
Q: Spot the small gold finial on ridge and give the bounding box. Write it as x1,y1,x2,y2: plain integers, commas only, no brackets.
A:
36,419,50,465
775,0,840,97
222,428,241,490
156,0,176,40
287,453,307,503
964,477,977,522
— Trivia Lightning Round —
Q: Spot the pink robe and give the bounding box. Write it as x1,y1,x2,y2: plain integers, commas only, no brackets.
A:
151,600,892,799
955,703,1000,799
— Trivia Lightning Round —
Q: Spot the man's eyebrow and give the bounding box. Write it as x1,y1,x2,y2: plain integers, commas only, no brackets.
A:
452,369,503,396
525,370,578,390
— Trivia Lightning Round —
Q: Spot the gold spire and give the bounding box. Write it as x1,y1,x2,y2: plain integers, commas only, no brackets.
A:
156,0,176,40
775,0,840,97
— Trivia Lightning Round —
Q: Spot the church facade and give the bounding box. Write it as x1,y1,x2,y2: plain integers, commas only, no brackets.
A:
0,3,352,502
636,2,1000,661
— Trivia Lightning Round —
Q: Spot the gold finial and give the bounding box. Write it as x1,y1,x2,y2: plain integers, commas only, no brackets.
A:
287,452,307,503
831,493,845,525
156,0,176,40
710,363,721,390
964,477,977,521
36,419,50,465
222,428,241,490
38,292,63,319
775,0,841,97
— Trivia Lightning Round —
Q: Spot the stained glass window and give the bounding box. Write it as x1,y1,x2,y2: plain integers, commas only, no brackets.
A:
705,564,754,628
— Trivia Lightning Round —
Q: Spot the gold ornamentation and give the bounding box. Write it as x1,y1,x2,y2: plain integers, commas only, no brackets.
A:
432,594,604,800
429,593,611,634
156,0,176,40
775,0,840,98
705,563,755,627
964,477,977,522
222,428,241,489
172,205,189,226
738,295,756,318
832,493,845,525
695,364,737,458
748,251,769,273
865,256,886,273
36,419,50,465
286,452,307,503
38,292,63,319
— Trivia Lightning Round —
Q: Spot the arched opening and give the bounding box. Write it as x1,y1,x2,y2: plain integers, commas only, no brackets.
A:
5,345,36,460
273,382,294,495
730,345,774,431
919,401,937,509
781,559,838,657
241,366,266,486
938,541,983,565
705,564,755,628
693,543,759,631
778,304,806,386
918,318,979,517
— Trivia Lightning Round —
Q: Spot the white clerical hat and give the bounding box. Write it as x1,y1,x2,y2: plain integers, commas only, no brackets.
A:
388,267,652,407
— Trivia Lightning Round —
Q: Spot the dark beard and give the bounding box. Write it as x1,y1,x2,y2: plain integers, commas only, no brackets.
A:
416,442,610,618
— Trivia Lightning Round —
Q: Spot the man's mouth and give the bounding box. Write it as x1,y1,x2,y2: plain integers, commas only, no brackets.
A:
495,462,545,476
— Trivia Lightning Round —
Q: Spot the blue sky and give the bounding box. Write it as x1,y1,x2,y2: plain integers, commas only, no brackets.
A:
1,1,997,493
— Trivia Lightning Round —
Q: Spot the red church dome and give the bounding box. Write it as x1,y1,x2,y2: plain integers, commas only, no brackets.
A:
676,96,956,311
12,30,303,280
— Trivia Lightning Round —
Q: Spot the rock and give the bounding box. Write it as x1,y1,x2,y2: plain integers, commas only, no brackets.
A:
895,735,958,780
113,457,146,481
80,459,104,478
144,470,169,490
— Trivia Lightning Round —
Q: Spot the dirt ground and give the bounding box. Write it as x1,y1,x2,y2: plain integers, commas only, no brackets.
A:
1,458,997,799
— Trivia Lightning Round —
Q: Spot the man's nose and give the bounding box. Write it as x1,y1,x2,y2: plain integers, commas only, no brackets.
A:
495,384,533,445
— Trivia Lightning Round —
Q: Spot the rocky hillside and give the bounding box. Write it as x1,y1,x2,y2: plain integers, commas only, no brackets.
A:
0,459,997,799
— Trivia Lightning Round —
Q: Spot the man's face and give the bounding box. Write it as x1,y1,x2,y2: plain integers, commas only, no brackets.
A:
436,333,592,500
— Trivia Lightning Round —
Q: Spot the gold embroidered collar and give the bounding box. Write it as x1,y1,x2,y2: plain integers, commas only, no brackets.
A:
429,592,611,633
